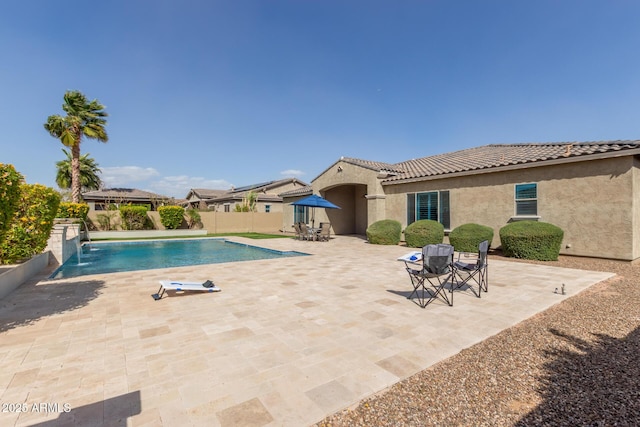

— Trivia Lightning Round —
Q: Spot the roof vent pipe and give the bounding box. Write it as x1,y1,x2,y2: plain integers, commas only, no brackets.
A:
564,144,573,157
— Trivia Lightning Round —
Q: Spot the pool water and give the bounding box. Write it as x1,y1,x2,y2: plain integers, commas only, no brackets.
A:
50,238,308,279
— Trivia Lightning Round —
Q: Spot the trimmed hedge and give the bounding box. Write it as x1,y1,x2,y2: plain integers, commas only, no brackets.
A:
404,219,444,248
449,223,494,252
366,219,402,245
119,205,150,230
499,220,564,261
158,205,185,229
0,164,23,247
57,202,89,221
0,184,60,264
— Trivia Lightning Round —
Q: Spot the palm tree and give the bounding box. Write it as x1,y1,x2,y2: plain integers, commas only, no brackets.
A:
55,148,102,192
44,90,108,203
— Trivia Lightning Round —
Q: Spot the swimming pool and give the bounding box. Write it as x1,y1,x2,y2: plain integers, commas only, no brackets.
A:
50,238,308,279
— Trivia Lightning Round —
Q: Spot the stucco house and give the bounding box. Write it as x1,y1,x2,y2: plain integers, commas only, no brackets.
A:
281,141,640,261
183,189,228,209
185,178,308,213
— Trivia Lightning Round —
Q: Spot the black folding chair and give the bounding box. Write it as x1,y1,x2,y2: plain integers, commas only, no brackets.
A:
453,240,489,297
404,244,455,308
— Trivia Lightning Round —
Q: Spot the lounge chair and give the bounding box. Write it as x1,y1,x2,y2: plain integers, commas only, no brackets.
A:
152,280,221,300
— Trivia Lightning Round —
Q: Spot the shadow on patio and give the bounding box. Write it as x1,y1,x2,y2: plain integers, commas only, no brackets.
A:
29,391,141,426
0,279,105,332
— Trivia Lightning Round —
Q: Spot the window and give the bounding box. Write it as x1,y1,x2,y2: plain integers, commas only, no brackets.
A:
407,191,450,229
265,205,271,213
515,183,537,215
294,205,308,224
224,203,230,213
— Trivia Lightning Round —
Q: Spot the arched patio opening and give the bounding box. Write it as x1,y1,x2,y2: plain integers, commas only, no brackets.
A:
320,184,368,235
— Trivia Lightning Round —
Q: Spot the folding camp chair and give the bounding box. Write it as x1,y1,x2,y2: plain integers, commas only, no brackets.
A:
453,240,489,297
404,244,455,308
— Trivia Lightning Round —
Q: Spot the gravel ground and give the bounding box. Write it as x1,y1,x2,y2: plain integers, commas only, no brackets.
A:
316,254,640,427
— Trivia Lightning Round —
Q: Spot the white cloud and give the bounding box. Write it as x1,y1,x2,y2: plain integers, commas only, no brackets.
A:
280,169,305,177
100,166,160,187
99,166,233,199
148,175,232,199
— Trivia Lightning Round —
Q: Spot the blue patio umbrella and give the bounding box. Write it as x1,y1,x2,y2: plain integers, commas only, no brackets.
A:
291,194,340,228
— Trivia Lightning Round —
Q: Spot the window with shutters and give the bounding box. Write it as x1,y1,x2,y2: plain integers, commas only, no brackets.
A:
407,191,450,229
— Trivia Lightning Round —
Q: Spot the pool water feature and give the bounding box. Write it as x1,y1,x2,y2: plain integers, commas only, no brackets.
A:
50,238,308,279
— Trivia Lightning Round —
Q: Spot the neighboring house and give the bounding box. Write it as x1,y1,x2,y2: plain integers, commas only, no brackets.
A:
82,188,174,211
184,189,228,209
185,178,309,213
281,141,640,261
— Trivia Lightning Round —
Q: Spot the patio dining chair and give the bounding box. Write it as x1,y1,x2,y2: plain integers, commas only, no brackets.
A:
404,243,455,308
317,222,331,242
298,222,315,241
453,240,489,297
293,223,304,240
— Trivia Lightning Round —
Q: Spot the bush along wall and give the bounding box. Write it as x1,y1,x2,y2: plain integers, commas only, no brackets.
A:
158,205,185,229
185,208,202,229
57,202,90,221
0,163,23,247
499,220,564,261
119,205,150,230
404,219,444,248
0,183,61,264
449,223,494,252
366,219,402,245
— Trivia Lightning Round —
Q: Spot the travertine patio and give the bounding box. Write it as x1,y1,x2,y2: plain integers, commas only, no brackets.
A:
0,236,614,426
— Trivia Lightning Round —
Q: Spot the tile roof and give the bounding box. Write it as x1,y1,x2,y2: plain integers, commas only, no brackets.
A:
82,188,172,200
278,185,313,197
338,157,405,173
188,188,228,199
228,178,309,194
378,141,640,184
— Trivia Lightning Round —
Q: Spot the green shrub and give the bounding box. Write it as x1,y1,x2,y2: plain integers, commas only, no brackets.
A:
366,219,402,245
96,211,114,231
449,223,494,252
186,208,202,229
57,202,89,221
0,164,23,247
119,205,149,230
0,184,60,264
499,220,564,261
158,205,185,229
404,219,444,248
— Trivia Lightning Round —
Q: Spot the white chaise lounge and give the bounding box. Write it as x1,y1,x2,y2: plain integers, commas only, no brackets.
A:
152,280,221,300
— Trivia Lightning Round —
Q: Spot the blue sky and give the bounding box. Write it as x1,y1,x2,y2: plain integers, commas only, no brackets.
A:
2,1,640,198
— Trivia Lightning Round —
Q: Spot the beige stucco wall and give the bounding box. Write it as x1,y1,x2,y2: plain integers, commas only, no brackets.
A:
87,211,284,234
200,212,283,233
632,157,640,260
384,156,637,260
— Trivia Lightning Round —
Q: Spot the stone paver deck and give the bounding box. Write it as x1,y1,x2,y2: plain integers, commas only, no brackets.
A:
0,236,614,426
